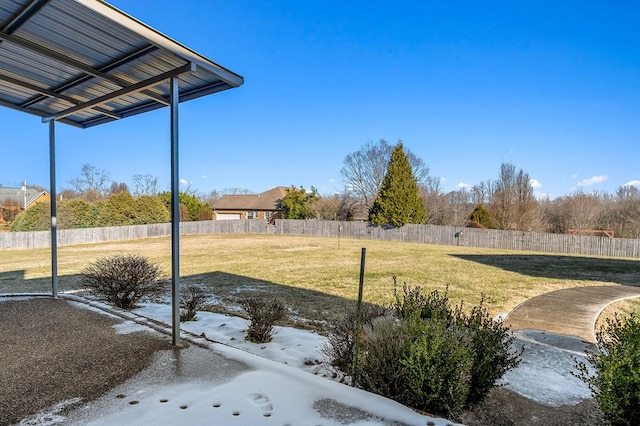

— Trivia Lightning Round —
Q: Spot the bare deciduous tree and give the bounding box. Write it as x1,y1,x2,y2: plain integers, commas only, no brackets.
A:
488,163,539,231
132,174,159,196
221,187,253,195
421,177,450,225
69,164,110,201
309,192,358,221
109,181,129,195
471,181,494,206
542,191,606,234
612,185,640,238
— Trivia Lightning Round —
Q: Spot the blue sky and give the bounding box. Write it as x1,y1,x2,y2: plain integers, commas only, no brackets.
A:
2,1,639,199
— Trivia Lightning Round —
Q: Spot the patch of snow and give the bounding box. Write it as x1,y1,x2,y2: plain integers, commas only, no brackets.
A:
500,330,593,406
18,398,82,426
112,320,153,335
135,303,332,375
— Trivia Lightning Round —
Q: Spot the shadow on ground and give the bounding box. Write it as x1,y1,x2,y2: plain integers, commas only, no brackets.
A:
452,254,640,286
0,270,361,329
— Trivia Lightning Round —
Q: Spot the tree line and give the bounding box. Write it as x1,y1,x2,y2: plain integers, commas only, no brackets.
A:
10,187,211,232
285,140,640,239
9,141,640,238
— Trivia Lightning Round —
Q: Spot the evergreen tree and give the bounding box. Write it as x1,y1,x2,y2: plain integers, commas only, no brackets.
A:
468,204,495,229
158,191,209,221
134,195,170,224
9,202,50,231
370,143,427,226
58,198,99,229
98,191,137,226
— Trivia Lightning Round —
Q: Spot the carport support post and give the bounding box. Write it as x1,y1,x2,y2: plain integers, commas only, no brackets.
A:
170,76,180,346
49,119,58,298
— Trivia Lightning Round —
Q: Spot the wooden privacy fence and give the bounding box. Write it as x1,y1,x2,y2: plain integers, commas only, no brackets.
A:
1,219,640,258
274,220,640,258
0,220,274,251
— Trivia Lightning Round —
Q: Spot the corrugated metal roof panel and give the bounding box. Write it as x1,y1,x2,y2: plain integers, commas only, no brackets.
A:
0,0,243,128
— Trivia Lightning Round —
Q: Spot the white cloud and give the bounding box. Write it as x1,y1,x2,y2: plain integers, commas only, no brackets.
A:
577,175,608,187
624,180,640,187
440,177,446,183
179,178,190,186
571,174,578,179
201,175,208,179
530,179,541,189
457,182,469,189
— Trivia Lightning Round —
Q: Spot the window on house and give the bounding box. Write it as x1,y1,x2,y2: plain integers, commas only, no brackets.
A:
264,211,270,221
247,211,254,219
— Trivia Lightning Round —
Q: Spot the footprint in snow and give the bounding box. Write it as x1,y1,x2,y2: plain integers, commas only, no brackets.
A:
247,392,273,416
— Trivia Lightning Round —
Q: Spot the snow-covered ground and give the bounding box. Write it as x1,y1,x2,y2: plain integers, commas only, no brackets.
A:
16,297,594,425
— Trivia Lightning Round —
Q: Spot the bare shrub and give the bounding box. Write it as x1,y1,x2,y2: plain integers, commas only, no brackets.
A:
356,316,410,396
80,254,163,309
322,302,389,374
180,285,207,322
238,294,287,343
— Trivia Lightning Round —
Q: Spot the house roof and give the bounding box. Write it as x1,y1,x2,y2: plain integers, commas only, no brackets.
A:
0,0,244,128
0,186,49,208
212,187,288,211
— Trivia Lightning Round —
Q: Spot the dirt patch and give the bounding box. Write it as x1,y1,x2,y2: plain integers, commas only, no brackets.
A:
0,298,174,425
460,387,604,426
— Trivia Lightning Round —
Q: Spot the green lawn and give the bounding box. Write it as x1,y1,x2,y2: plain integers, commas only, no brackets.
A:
1,234,638,330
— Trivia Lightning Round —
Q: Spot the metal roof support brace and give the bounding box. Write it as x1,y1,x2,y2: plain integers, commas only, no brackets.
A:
49,119,58,298
170,76,180,346
41,63,195,124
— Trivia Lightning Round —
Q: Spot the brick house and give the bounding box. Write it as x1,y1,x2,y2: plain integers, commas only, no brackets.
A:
0,184,50,224
211,186,287,222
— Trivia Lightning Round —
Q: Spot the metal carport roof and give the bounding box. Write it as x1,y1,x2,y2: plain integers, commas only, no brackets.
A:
0,0,244,345
0,0,243,127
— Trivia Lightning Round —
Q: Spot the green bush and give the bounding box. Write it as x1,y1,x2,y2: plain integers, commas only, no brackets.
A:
462,296,521,406
10,202,50,231
58,199,99,229
97,192,137,226
80,254,164,309
575,313,640,425
392,280,520,408
392,277,453,323
326,279,520,420
159,191,209,221
133,195,170,224
10,194,170,231
400,317,473,419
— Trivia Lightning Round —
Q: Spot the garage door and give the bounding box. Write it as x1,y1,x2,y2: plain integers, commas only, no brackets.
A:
216,213,241,220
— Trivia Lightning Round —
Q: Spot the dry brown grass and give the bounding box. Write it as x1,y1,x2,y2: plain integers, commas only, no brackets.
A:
1,234,638,330
595,298,640,331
